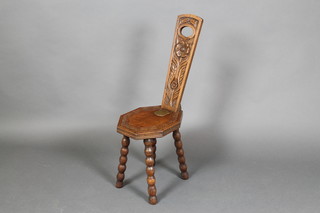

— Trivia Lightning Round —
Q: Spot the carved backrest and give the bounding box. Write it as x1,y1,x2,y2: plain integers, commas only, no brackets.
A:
161,14,203,112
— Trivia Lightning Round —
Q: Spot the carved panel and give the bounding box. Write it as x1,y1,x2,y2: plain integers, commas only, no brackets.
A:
161,14,203,112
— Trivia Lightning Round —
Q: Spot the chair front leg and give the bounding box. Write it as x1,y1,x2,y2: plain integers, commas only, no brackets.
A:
144,138,157,204
115,135,130,188
173,130,189,180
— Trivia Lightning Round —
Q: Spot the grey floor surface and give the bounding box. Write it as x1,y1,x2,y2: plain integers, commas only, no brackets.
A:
1,125,319,213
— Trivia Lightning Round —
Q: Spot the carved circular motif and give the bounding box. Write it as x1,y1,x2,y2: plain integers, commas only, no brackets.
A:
170,78,178,90
175,42,190,58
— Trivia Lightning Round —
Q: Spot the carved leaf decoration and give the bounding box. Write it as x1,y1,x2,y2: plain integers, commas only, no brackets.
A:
178,60,187,85
162,15,203,111
169,57,178,79
173,89,180,100
165,83,172,102
164,92,170,105
171,99,177,107
180,17,198,28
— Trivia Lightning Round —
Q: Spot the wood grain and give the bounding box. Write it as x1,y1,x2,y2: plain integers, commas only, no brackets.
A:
115,14,203,205
161,14,203,112
117,106,182,140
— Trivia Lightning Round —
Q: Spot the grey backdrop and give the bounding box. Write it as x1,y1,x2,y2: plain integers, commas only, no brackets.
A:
1,0,320,212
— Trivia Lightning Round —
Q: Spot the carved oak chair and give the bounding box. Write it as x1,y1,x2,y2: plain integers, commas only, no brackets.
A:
115,14,203,204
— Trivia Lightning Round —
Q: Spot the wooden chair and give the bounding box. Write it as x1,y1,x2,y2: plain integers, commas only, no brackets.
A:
115,14,203,204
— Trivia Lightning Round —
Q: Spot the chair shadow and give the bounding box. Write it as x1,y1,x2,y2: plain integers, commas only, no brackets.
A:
156,159,180,177
124,170,149,202
123,158,185,202
156,159,184,201
126,142,145,165
118,129,226,201
50,128,119,186
184,127,227,176
50,129,150,202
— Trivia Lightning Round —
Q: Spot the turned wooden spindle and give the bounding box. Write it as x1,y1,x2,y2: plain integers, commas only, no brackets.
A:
173,130,189,180
144,138,157,205
115,136,130,188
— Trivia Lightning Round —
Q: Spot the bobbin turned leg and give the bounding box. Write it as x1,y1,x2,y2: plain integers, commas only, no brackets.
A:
144,138,157,205
152,141,156,165
115,135,130,188
173,130,189,180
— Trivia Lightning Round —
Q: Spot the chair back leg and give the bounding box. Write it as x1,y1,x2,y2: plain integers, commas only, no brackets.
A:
115,136,130,188
173,130,189,180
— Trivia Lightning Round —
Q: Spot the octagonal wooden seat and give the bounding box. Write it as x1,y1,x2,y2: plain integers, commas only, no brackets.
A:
115,14,203,205
117,106,183,140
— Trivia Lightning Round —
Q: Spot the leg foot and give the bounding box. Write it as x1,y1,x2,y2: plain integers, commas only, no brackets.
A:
115,136,130,188
149,196,157,205
144,138,158,204
173,130,189,180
